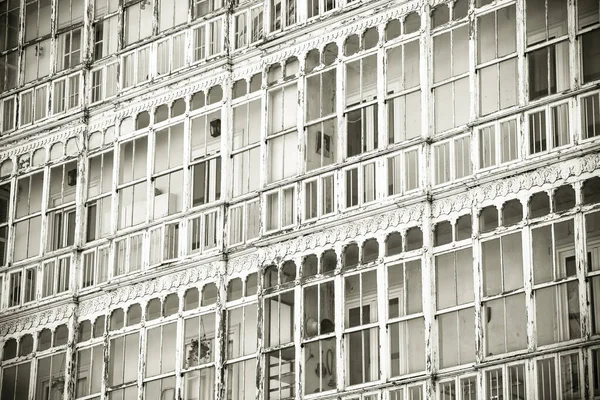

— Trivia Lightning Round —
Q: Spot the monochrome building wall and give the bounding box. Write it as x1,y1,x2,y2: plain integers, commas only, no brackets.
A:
0,0,600,399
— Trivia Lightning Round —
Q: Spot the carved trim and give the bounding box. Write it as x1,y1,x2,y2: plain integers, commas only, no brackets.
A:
431,152,600,218
0,304,75,337
78,261,221,318
0,126,84,162
227,203,424,275
260,0,420,66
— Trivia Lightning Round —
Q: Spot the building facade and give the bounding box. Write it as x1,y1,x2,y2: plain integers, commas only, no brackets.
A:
0,0,599,399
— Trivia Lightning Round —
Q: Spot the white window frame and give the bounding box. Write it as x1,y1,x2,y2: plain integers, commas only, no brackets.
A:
386,146,421,197
526,99,572,156
188,208,220,255
432,134,472,186
0,95,16,134
264,184,296,233
302,172,336,222
476,116,520,171
228,198,260,246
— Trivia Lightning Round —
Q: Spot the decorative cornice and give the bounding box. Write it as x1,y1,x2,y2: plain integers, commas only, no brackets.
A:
227,203,424,275
78,261,220,318
0,126,85,162
431,152,600,218
114,72,229,121
261,0,420,66
0,303,75,337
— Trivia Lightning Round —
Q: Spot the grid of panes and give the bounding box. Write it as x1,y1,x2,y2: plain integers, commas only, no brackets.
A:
438,374,478,400
478,117,519,170
344,160,377,208
433,134,472,185
343,264,380,386
7,265,37,307
303,172,336,221
385,33,421,145
0,178,11,267
434,240,475,369
270,0,296,31
263,262,297,400
527,99,571,155
228,198,259,246
386,146,420,197
535,352,583,399
143,301,178,400
224,274,258,400
432,18,469,134
530,189,581,346
107,307,140,399
233,5,264,50
387,257,425,378
1,325,69,400
267,62,299,183
345,48,378,158
231,75,262,198
479,201,528,359
302,256,336,394
47,160,78,253
525,0,570,101
187,207,220,255
305,65,337,171
483,363,527,400
583,177,600,336
117,134,149,230
13,171,44,263
181,284,218,400
75,317,106,399
189,89,223,209
476,3,518,116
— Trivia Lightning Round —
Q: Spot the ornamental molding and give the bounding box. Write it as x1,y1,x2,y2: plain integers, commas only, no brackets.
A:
0,303,75,337
231,62,264,81
78,261,220,318
113,72,228,121
0,125,84,162
261,0,420,66
227,202,424,275
431,152,600,218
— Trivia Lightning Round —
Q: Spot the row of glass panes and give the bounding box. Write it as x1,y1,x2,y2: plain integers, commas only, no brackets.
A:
0,130,596,277
3,0,600,138
0,173,597,316
5,253,600,400
0,71,81,133
0,207,220,307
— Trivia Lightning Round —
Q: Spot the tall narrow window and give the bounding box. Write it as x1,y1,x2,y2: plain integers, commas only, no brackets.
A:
477,5,518,116
306,68,337,170
271,0,296,31
433,24,469,133
13,172,43,262
232,87,261,197
532,219,580,345
108,333,139,399
346,54,378,157
153,123,185,218
386,39,421,143
582,93,600,139
124,1,153,46
435,247,475,368
388,260,425,376
118,136,148,229
526,0,569,101
344,269,379,385
267,83,298,182
479,118,518,169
